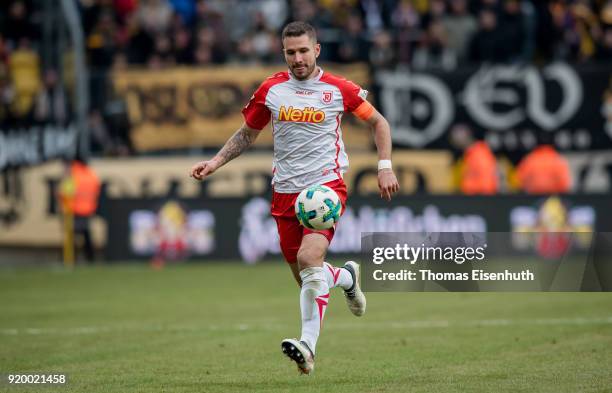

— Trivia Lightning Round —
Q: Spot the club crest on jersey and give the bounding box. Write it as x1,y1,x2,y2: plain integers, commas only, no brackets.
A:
278,106,326,123
321,91,333,105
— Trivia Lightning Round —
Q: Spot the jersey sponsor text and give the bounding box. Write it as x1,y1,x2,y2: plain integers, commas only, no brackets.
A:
278,106,326,123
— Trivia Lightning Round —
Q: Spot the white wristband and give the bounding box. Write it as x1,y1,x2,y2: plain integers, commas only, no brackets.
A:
378,160,392,171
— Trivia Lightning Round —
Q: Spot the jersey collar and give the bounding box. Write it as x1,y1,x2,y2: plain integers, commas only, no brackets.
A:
288,66,323,83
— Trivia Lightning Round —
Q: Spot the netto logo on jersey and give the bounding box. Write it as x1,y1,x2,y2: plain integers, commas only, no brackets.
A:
278,106,325,123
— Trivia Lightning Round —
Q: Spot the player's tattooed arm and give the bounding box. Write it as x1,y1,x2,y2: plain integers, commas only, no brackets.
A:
214,123,260,167
190,123,260,180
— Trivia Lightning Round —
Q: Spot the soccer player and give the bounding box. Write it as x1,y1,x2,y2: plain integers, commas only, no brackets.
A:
190,21,399,374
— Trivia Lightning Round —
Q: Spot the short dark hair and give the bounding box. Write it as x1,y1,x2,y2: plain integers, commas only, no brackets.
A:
281,21,317,42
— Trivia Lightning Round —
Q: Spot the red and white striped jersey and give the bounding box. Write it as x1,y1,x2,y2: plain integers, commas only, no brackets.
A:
242,68,372,193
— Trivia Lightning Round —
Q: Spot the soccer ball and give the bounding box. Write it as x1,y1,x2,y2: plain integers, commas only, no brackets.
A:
295,185,342,230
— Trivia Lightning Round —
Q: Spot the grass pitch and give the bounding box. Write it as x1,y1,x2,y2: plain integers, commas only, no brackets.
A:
0,262,611,393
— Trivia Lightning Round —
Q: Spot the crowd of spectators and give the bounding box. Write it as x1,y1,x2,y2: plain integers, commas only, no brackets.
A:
1,0,612,156
77,0,612,71
0,0,132,154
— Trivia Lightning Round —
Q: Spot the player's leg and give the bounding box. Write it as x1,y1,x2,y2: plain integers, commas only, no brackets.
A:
296,232,329,353
282,232,328,374
273,214,316,373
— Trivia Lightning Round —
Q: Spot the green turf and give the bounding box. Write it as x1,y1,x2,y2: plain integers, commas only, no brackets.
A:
0,262,611,393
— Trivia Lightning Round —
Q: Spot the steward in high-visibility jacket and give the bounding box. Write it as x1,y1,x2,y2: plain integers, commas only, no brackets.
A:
459,141,498,195
58,160,101,262
59,160,101,217
516,145,571,194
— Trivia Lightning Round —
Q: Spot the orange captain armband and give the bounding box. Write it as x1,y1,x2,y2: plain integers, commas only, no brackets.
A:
352,101,375,121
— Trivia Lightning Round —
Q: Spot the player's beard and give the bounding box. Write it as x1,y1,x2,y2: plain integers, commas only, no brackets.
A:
291,62,316,81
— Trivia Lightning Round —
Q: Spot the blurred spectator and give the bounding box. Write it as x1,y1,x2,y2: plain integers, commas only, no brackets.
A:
89,110,115,155
193,43,213,66
288,0,335,61
193,25,226,65
248,11,282,64
8,37,41,120
294,0,334,29
81,0,114,36
0,71,16,125
318,0,359,28
0,35,9,67
516,142,572,194
0,35,11,123
420,0,447,29
369,29,395,69
137,0,172,35
498,0,529,63
293,0,333,27
603,0,612,25
236,35,256,65
362,0,396,31
337,12,369,63
595,26,612,60
441,0,477,61
193,1,228,63
124,14,154,64
357,0,384,33
169,0,196,26
87,9,119,113
87,10,118,71
103,83,133,156
412,20,456,70
392,0,421,64
150,33,176,67
550,0,602,62
3,1,37,44
257,0,289,31
33,69,68,125
173,26,194,64
518,0,537,62
468,9,508,62
113,0,138,22
477,0,500,10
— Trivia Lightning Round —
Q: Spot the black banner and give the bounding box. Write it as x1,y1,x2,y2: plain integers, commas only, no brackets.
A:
0,124,77,171
376,63,612,156
103,194,612,262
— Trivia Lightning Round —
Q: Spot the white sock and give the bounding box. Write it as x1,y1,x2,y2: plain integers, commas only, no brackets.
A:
323,262,353,291
299,267,329,355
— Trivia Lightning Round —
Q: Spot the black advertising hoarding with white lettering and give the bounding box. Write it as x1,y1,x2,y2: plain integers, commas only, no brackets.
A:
0,124,78,171
376,63,612,156
102,194,612,263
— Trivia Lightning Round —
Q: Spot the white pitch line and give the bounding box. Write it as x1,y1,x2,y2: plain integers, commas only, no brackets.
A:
1,317,611,336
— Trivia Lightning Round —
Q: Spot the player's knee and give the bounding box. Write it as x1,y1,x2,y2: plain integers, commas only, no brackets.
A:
296,247,323,268
299,266,326,289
